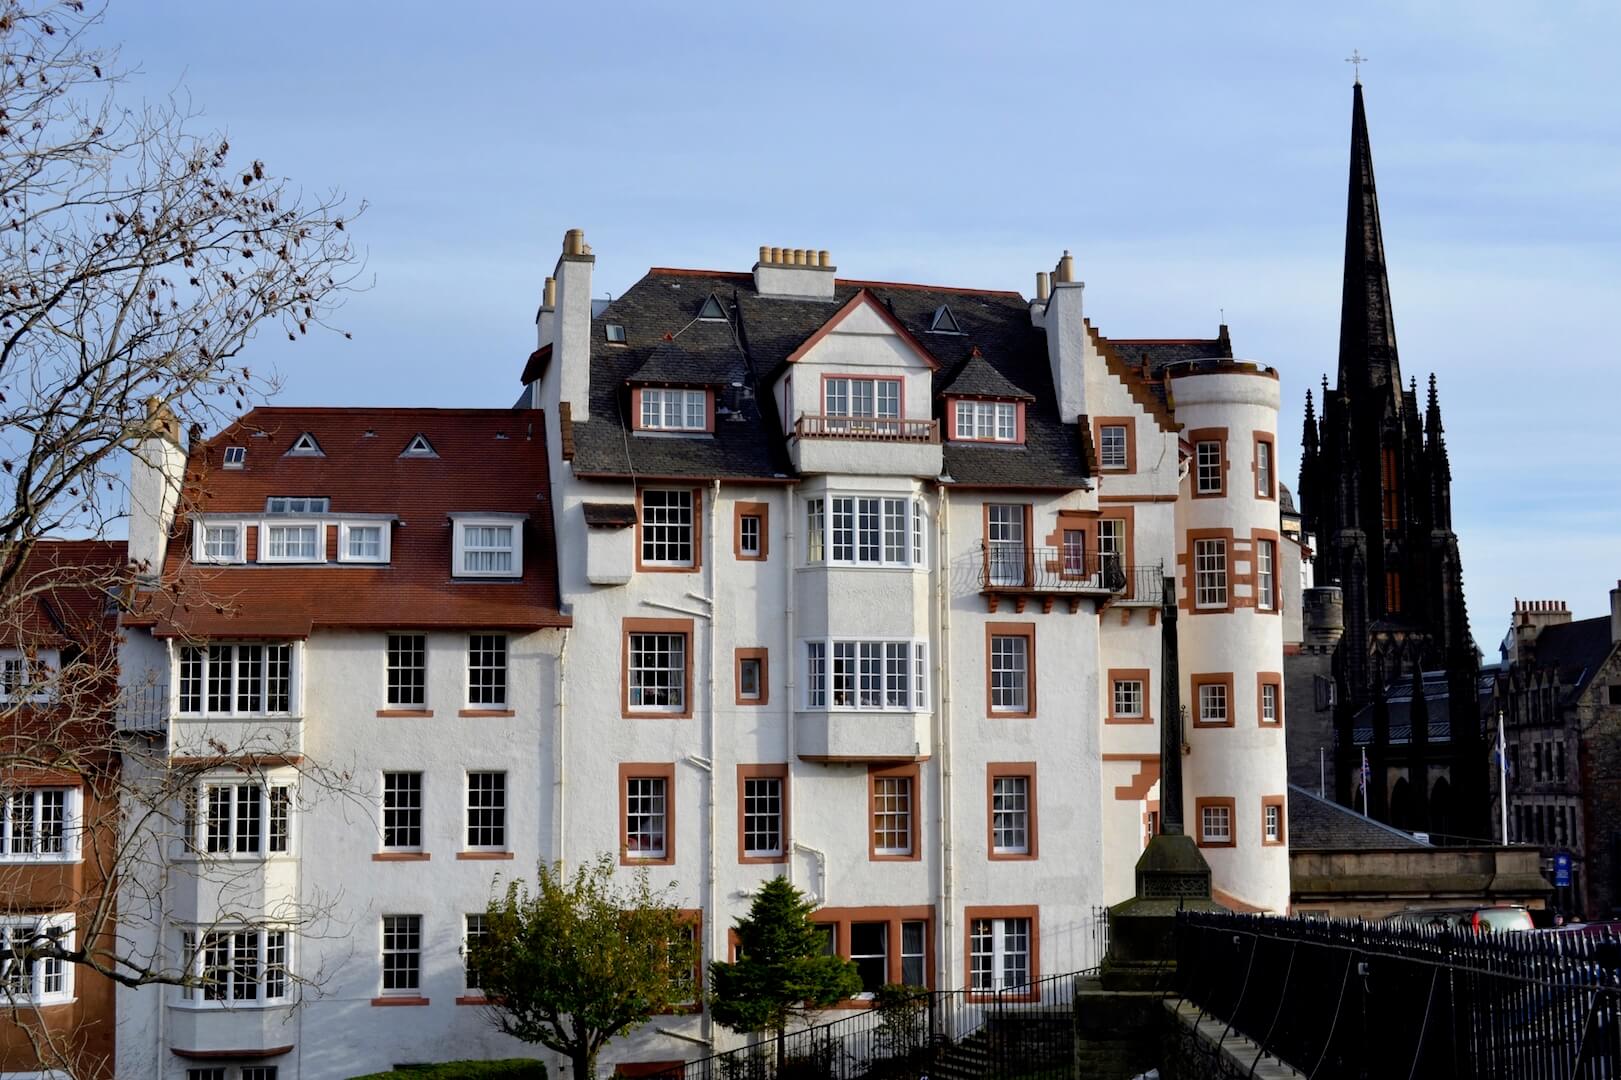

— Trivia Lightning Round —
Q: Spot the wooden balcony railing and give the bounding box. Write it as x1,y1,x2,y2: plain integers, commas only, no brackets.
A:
794,414,940,443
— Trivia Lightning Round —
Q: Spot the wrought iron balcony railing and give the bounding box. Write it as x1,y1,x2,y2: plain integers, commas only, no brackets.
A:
115,682,169,734
978,545,1164,603
794,413,939,443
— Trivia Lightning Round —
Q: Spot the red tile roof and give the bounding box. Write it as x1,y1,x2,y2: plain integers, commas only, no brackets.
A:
129,408,568,638
3,539,127,648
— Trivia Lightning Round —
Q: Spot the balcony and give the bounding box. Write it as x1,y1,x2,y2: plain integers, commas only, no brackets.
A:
978,545,1164,613
114,683,302,760
116,682,170,735
790,414,943,478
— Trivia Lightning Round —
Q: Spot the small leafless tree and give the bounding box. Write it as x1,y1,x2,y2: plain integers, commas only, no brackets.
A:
0,2,364,1075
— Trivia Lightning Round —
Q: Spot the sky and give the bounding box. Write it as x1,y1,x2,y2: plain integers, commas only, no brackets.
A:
96,1,1620,649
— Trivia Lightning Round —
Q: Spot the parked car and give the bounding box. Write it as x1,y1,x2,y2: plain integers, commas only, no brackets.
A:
1389,906,1536,932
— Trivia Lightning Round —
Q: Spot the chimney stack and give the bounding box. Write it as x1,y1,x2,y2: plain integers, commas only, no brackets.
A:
1042,249,1088,423
1508,598,1574,663
536,275,558,350
754,242,836,299
552,227,596,420
128,397,186,583
1611,581,1620,646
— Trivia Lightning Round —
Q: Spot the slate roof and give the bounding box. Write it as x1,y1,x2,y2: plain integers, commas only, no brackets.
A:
560,268,1214,491
582,502,636,529
1350,670,1496,745
1530,617,1616,703
128,408,568,637
1109,337,1234,378
939,351,1035,401
1287,784,1430,850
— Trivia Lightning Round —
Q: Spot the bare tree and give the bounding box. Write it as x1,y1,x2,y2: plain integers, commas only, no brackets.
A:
0,2,363,1075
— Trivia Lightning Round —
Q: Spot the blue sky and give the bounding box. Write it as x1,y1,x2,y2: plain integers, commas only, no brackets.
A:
102,1,1620,648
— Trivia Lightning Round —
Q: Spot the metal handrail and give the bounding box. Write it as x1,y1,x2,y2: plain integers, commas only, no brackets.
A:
978,544,1164,602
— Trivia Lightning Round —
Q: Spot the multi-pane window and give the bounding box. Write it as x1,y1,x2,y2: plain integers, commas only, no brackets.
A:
265,496,328,514
345,523,385,561
629,632,687,712
382,772,423,850
641,490,695,567
1195,440,1223,494
991,776,1031,855
1,788,70,859
987,504,1025,586
872,775,913,856
1261,683,1280,725
387,633,426,708
0,651,50,701
1264,803,1282,843
1,916,71,1002
1256,439,1273,497
954,400,1019,442
1201,804,1232,845
467,634,507,707
197,781,290,856
989,634,1030,714
1099,425,1128,468
808,496,923,567
188,1070,226,1080
806,639,927,710
1256,540,1276,611
263,523,319,561
640,388,708,431
243,1067,280,1080
1197,682,1229,726
381,915,421,994
668,921,699,1005
738,514,762,558
466,771,506,849
1098,519,1124,561
464,913,488,991
851,922,889,993
177,643,294,715
969,917,1031,993
742,775,784,858
625,776,668,860
1193,539,1228,608
200,523,241,562
179,927,288,1004
460,523,517,576
1062,529,1087,575
823,377,900,422
1113,679,1144,720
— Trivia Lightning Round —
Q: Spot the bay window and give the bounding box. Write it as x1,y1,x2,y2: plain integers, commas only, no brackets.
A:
191,780,292,856
803,639,927,711
177,643,295,716
179,927,290,1005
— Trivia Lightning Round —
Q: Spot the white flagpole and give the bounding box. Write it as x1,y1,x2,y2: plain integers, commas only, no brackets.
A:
1498,710,1510,844
1361,746,1370,818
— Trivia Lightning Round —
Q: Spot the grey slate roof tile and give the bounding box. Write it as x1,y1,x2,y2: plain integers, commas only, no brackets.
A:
1287,784,1430,850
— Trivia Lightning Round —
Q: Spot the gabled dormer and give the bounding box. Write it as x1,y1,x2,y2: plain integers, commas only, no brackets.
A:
285,432,324,457
928,304,963,335
400,433,438,458
940,348,1033,445
626,333,726,435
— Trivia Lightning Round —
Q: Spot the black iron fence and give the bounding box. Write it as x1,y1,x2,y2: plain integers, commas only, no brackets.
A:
1175,911,1621,1079
976,545,1163,604
672,968,1090,1080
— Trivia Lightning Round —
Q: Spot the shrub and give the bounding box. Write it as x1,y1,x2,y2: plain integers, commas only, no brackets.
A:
345,1059,549,1080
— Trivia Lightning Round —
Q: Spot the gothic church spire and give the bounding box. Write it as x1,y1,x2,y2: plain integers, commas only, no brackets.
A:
1337,83,1402,403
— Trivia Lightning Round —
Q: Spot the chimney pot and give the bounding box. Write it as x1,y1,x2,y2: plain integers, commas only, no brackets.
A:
563,228,586,256
1056,251,1076,284
769,246,782,264
818,250,830,268
794,248,806,266
542,276,556,309
1035,271,1050,301
759,245,769,264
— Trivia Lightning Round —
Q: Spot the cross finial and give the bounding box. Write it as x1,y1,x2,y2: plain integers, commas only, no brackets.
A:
1346,49,1368,85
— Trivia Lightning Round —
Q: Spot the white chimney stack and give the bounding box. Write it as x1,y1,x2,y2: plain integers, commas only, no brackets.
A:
553,229,595,421
536,275,557,350
753,244,836,300
1610,580,1620,646
128,397,185,583
1042,250,1087,424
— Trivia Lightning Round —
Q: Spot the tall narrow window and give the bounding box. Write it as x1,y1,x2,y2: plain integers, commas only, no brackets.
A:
1099,425,1128,469
381,915,422,994
464,913,488,991
628,631,687,713
871,771,914,858
805,642,826,708
467,634,507,707
1195,441,1223,494
990,774,1031,856
851,923,888,994
1255,438,1274,498
1385,570,1402,614
1193,539,1228,608
805,499,825,563
1256,540,1276,611
986,505,1026,586
625,775,669,861
1381,447,1400,529
387,633,426,708
466,771,506,850
1259,681,1280,726
381,772,423,851
738,514,762,558
741,774,784,859
989,633,1031,715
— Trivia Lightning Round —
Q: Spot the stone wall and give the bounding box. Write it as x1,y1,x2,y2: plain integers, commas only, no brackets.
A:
1159,998,1304,1080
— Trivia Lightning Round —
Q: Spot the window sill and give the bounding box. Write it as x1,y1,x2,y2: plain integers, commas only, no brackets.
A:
170,999,287,1011
458,708,515,718
372,852,431,861
456,851,514,861
0,855,81,865
989,851,1038,861
1105,714,1153,725
371,995,430,1007
455,995,491,1006
377,709,434,718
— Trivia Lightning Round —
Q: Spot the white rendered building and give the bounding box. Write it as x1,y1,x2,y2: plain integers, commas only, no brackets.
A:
112,235,1290,1080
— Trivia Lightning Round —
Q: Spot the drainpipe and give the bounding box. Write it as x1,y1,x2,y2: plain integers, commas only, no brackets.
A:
783,489,797,886
554,627,570,869
935,484,956,991
703,479,720,1050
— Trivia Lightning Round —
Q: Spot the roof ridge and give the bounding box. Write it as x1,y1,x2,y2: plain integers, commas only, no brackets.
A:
645,266,1025,299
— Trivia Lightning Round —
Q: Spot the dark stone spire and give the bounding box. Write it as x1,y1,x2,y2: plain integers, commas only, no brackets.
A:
1302,388,1319,455
1425,373,1444,438
1337,83,1403,404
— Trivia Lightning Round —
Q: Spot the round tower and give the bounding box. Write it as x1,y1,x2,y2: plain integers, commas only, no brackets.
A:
1170,360,1291,913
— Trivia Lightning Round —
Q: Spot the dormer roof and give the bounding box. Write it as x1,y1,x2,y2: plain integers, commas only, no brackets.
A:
939,349,1035,401
626,326,735,388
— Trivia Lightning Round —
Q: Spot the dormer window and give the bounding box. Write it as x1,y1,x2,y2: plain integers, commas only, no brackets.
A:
222,446,246,469
697,294,728,321
928,304,962,334
950,399,1022,443
286,432,324,457
265,497,328,514
400,434,437,458
194,521,244,564
261,523,322,563
339,522,389,563
452,514,524,578
637,388,710,433
605,323,627,344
